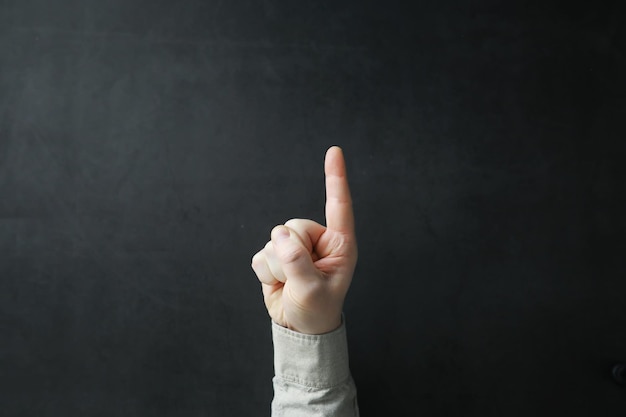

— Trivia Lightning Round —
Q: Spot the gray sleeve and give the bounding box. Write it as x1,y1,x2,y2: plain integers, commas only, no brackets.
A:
271,317,359,417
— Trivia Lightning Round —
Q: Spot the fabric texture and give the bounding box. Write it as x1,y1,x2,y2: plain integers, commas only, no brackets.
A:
271,317,359,417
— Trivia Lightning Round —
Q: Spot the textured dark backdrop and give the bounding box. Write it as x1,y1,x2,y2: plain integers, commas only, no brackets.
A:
1,1,625,415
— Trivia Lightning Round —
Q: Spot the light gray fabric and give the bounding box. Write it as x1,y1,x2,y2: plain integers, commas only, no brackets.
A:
271,317,359,417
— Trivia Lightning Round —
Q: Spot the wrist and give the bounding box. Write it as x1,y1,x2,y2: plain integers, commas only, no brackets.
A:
286,314,343,335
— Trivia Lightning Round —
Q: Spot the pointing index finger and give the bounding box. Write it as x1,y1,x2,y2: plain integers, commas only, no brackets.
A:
324,146,354,235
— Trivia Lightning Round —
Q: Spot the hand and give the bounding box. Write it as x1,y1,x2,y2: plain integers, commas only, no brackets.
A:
251,146,358,335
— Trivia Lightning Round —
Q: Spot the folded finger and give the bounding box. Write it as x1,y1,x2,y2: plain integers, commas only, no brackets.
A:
264,241,288,283
251,250,280,286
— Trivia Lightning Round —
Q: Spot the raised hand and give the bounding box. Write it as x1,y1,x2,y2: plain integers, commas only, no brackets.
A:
251,146,358,334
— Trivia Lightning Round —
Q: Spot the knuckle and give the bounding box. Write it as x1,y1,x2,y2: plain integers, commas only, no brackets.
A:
271,224,286,236
284,218,302,228
251,252,262,266
279,244,304,265
329,232,348,251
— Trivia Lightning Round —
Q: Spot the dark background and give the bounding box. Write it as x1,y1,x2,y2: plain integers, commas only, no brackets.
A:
1,1,625,415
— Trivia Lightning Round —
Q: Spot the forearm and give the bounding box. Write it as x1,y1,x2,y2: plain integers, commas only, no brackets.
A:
271,317,359,417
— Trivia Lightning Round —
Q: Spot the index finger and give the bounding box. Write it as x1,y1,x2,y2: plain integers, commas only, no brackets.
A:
324,146,355,235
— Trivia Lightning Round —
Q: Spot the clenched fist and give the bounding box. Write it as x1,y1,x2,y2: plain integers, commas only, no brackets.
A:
251,146,358,335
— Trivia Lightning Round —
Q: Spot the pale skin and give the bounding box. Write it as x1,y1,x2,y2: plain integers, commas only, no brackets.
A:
251,146,358,335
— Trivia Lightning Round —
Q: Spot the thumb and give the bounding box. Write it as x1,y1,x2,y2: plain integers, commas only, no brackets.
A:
271,226,321,282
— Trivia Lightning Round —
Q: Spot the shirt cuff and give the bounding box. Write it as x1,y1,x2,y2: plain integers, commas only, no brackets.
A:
272,316,351,389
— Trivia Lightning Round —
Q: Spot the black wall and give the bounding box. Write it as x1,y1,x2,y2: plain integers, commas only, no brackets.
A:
1,1,625,415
